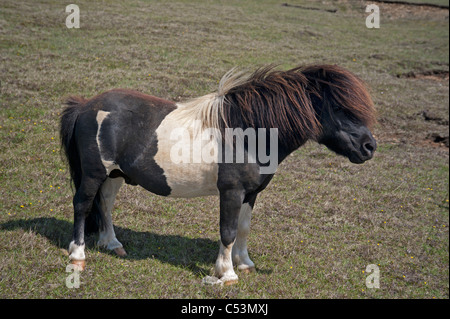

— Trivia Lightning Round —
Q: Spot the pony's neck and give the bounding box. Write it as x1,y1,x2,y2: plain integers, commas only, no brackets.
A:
277,138,308,164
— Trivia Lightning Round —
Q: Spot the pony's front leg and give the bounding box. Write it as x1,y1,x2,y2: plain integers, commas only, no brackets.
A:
214,188,244,285
232,194,257,273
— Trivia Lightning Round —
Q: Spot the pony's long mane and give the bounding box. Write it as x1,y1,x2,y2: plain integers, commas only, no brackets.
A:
176,64,376,146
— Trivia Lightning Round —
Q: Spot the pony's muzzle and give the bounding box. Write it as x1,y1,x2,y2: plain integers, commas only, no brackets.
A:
359,134,377,161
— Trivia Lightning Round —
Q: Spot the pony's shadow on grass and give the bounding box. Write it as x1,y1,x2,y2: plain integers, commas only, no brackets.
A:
0,217,272,277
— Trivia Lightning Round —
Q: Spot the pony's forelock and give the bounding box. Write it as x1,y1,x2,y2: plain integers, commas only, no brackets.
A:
299,65,377,128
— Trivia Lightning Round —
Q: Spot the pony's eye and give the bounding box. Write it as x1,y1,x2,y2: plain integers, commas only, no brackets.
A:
333,105,343,112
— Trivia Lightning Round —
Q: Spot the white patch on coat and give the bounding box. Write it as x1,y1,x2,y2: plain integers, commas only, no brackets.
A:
97,177,124,250
153,68,265,198
214,242,238,283
154,103,220,198
96,111,122,175
232,203,255,270
68,241,85,261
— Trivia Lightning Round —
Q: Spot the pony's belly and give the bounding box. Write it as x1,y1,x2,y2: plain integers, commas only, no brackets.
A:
158,162,219,198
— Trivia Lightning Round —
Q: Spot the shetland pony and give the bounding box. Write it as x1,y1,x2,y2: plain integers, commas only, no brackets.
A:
60,64,376,285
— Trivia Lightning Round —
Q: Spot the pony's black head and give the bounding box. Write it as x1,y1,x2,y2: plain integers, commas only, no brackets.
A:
318,107,376,163
303,65,377,164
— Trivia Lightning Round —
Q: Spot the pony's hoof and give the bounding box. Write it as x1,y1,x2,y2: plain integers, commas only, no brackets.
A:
223,279,239,286
220,274,239,286
71,259,85,271
114,247,127,257
202,274,238,286
239,266,256,274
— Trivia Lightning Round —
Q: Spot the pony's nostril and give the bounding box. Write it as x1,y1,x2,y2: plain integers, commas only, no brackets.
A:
365,143,374,152
363,142,375,156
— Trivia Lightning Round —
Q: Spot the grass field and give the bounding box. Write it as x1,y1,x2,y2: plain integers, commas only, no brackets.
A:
0,0,448,299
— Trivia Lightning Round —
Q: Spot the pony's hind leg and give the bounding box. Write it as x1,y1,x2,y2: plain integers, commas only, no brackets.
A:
69,176,105,270
97,177,126,256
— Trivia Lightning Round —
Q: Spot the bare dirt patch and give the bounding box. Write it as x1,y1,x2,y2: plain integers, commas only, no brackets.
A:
426,132,450,147
397,69,449,81
365,0,449,19
421,110,449,125
421,110,449,148
281,3,338,13
371,0,449,9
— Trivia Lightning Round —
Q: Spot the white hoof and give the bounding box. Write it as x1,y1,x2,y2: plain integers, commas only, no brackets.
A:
221,273,239,285
71,259,86,271
114,247,127,257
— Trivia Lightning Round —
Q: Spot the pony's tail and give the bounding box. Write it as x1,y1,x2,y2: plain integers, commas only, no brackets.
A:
60,96,86,191
60,96,104,234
